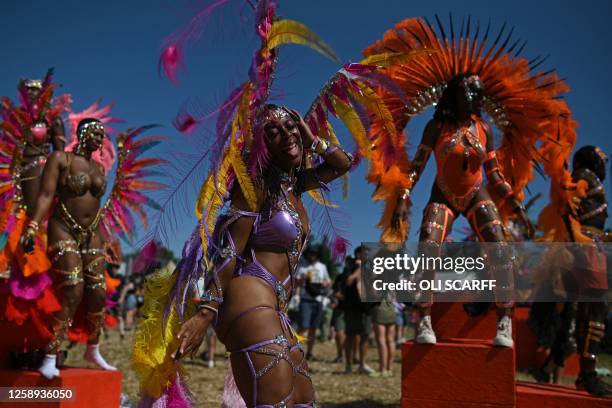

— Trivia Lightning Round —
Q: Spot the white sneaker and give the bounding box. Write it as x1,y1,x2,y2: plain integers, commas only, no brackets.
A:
493,316,514,348
39,354,60,379
415,316,437,344
207,360,215,368
358,364,375,374
84,344,117,371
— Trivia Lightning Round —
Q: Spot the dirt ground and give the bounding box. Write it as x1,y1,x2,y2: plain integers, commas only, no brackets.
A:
65,327,611,407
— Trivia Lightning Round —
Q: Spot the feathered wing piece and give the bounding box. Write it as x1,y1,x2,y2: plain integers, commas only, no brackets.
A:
132,263,194,406
65,100,122,173
99,125,166,244
301,58,424,258
0,70,70,353
0,69,72,222
362,16,578,243
0,69,71,262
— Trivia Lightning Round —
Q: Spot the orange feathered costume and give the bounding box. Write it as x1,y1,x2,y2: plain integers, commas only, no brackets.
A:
360,16,579,243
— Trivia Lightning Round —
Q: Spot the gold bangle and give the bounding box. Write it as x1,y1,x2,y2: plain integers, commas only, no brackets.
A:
315,139,329,155
199,304,218,315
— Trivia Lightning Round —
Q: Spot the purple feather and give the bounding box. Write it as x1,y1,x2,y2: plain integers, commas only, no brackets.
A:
216,85,246,137
360,71,410,104
165,223,203,322
346,93,371,136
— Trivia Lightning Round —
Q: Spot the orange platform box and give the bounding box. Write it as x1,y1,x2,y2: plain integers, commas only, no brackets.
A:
516,381,610,408
431,302,499,340
0,368,121,408
401,339,516,408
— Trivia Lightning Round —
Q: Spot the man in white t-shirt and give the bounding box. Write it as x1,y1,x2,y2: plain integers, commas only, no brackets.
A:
297,246,331,360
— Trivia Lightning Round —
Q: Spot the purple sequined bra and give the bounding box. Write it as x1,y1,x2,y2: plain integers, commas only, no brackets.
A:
248,209,300,250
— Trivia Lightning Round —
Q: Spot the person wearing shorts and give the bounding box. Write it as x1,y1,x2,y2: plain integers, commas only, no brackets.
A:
297,246,331,360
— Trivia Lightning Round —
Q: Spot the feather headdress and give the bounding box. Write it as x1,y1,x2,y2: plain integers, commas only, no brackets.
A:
99,125,166,244
362,16,578,242
0,69,72,249
65,100,122,173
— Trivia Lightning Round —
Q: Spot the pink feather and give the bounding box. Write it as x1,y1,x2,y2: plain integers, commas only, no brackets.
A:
67,100,121,144
159,0,232,84
221,366,247,408
140,374,193,408
132,241,160,274
159,45,185,85
332,235,350,262
172,112,197,133
9,267,52,300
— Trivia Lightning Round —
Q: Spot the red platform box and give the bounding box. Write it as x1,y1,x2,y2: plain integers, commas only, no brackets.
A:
0,368,121,408
401,339,515,407
431,303,498,340
516,381,610,408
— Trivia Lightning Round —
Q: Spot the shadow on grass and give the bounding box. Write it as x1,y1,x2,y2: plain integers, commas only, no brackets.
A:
322,401,399,408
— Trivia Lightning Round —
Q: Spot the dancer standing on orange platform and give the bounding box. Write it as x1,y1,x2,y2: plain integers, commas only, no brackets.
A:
363,16,577,347
20,117,164,379
0,70,71,368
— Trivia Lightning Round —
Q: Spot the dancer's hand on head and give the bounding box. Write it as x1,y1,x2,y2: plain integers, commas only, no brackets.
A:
287,108,316,148
172,311,214,360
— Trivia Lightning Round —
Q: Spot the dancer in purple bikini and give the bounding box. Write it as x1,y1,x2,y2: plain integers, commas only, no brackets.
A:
182,104,353,406
133,1,425,405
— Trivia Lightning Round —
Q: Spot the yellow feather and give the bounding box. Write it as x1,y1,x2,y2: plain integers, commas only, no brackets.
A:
350,82,397,143
132,263,191,398
237,84,253,145
230,149,258,211
265,19,340,63
360,50,435,67
227,95,257,211
330,95,371,158
195,174,213,219
307,189,339,208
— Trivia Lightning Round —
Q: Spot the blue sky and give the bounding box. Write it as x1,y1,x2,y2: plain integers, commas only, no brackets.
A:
2,0,611,255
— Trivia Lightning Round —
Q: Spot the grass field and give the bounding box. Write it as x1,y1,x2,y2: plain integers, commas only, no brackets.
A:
65,326,611,407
